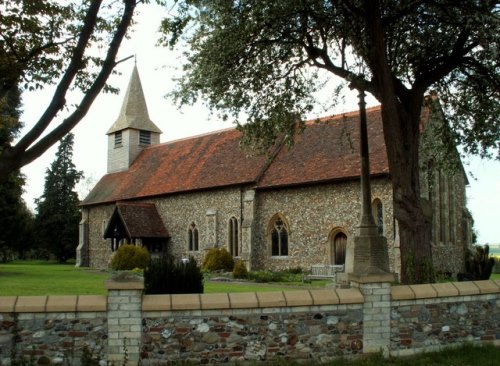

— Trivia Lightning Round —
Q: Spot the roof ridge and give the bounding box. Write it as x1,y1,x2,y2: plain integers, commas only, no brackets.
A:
305,105,382,125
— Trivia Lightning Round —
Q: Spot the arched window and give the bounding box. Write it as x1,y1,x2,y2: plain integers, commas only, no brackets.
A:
269,215,289,257
188,222,199,251
372,198,384,235
331,232,347,265
228,217,239,257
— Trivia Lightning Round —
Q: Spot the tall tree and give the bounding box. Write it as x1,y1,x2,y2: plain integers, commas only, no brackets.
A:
163,0,499,283
35,133,83,262
0,86,34,261
0,0,138,177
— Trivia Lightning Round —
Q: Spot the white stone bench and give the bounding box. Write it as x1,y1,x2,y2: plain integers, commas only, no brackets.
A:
303,264,344,281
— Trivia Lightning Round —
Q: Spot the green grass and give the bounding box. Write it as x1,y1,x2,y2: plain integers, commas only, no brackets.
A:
252,343,500,365
0,260,329,296
1,260,499,296
0,260,109,295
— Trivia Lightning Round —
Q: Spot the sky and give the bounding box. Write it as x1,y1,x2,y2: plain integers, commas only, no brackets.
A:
18,3,500,245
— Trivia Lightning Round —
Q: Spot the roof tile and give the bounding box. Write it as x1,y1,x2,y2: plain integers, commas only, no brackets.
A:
83,106,402,206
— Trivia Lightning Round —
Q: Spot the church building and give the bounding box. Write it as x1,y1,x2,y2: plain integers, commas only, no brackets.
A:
77,66,472,278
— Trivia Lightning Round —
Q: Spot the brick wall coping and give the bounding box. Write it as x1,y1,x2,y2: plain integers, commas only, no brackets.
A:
0,295,106,313
143,288,363,311
391,279,500,300
2,280,499,314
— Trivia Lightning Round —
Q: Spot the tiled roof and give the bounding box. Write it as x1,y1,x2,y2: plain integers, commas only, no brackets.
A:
82,106,398,206
256,106,389,189
106,202,169,238
83,129,269,205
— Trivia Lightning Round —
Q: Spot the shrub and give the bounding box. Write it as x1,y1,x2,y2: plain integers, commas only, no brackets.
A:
247,270,304,283
144,253,203,294
111,244,150,271
463,245,495,280
202,247,234,272
285,266,303,274
233,260,248,279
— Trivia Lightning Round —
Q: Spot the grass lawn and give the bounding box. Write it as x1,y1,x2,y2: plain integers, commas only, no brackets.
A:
0,260,109,295
0,260,328,296
1,260,499,296
271,344,500,366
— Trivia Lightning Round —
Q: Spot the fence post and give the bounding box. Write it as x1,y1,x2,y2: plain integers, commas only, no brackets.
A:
349,274,394,355
106,273,144,365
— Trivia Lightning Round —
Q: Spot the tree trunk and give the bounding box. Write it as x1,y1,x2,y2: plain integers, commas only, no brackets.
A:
381,103,435,284
364,0,434,284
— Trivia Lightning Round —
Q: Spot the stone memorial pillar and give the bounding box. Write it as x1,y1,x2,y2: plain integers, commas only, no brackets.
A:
348,89,395,355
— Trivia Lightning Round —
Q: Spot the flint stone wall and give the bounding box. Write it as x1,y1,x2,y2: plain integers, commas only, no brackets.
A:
1,280,500,365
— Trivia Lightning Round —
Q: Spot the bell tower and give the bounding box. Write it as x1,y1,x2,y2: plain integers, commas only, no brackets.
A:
106,65,162,173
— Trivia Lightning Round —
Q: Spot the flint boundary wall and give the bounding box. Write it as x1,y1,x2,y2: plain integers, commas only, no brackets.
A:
1,279,499,365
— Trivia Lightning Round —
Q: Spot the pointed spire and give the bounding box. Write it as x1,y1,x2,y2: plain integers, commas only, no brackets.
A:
106,64,162,135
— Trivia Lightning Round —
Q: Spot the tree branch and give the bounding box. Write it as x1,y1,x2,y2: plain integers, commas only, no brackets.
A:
11,0,104,156
413,29,477,94
0,0,137,175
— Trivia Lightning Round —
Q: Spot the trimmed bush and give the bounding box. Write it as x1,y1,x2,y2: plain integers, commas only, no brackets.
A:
111,244,150,271
232,260,248,279
247,270,303,283
202,247,234,272
463,244,495,280
144,253,203,294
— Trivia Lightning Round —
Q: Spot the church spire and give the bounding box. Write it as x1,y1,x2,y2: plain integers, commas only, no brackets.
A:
106,64,162,135
106,65,162,174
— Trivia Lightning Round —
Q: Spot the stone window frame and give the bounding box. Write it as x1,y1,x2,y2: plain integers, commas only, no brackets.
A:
188,222,199,252
371,198,384,236
268,213,290,258
328,227,348,265
228,216,239,257
101,220,107,237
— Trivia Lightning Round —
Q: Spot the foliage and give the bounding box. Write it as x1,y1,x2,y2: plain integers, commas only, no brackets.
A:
465,245,495,280
0,86,34,261
0,0,138,177
144,253,204,294
163,1,499,284
202,247,234,272
166,0,499,158
232,259,248,279
110,244,150,271
247,270,304,283
34,133,82,262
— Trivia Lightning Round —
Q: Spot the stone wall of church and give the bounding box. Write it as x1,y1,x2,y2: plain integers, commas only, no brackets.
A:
251,177,397,273
85,179,398,272
86,172,467,277
151,187,245,264
85,188,246,268
87,203,116,268
428,170,469,276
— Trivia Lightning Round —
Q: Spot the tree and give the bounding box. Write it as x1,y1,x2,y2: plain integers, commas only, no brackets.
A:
0,86,34,261
35,133,83,262
163,0,499,283
0,0,139,177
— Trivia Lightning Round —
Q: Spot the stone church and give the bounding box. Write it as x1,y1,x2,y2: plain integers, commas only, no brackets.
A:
77,66,472,278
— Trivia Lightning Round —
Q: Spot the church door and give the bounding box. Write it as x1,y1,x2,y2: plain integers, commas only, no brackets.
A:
331,232,347,265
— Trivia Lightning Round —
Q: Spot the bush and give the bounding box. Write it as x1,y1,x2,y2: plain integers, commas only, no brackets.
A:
247,270,303,283
463,245,495,280
202,247,234,272
232,260,248,279
144,253,204,294
111,244,150,271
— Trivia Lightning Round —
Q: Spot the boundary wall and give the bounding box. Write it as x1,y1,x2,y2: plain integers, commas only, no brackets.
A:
1,279,499,365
